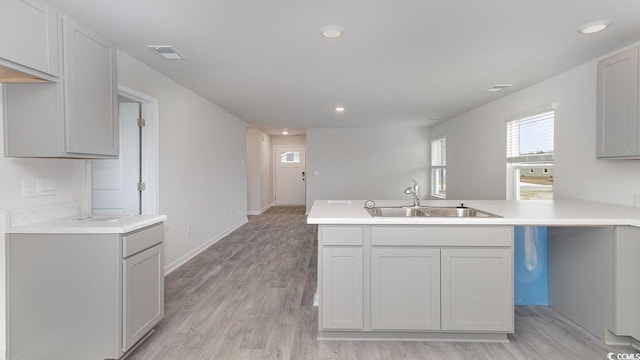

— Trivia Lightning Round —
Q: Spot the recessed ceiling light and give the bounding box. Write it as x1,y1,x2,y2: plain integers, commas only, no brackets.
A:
578,20,610,34
487,84,513,92
335,107,345,112
146,45,186,60
321,25,345,39
282,131,289,135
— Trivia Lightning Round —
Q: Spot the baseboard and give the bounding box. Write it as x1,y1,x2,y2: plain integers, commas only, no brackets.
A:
164,218,248,275
247,203,272,216
605,328,640,351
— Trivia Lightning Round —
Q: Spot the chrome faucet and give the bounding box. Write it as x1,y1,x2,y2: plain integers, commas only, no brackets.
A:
404,179,421,207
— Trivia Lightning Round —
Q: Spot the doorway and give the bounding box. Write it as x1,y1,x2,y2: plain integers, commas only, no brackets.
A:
89,86,159,215
274,145,306,205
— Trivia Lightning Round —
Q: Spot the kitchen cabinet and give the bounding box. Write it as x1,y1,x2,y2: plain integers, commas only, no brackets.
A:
318,224,513,340
0,0,58,81
319,226,364,330
441,248,512,331
371,247,440,330
3,14,118,158
6,223,164,360
596,46,640,159
612,226,640,342
122,226,165,351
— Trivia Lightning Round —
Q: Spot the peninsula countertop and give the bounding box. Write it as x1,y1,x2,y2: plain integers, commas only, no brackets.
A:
307,199,640,227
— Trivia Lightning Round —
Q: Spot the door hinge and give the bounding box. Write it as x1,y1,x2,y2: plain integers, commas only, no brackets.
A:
137,182,146,191
137,118,146,127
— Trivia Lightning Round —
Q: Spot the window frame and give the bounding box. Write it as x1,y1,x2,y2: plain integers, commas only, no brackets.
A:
430,136,446,199
506,110,554,200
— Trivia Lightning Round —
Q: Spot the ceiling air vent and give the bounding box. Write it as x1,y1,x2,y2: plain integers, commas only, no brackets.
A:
487,84,512,92
146,45,186,60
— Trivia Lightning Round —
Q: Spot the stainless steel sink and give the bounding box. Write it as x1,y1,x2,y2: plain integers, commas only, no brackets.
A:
365,206,430,217
424,207,498,217
365,205,499,218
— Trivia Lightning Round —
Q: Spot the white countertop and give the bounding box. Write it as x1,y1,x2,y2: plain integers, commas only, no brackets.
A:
6,214,167,234
307,199,640,227
5,203,167,234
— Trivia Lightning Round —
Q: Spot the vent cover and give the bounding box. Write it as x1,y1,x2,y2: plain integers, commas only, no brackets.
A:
146,45,186,60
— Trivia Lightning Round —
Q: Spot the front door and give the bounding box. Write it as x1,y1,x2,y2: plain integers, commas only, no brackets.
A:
274,145,306,205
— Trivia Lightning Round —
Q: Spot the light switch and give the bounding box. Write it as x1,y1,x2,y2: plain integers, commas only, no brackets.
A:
22,179,37,198
313,171,320,176
37,178,57,196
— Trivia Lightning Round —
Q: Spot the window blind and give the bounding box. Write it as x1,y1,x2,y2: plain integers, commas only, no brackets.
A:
506,111,554,163
431,137,446,166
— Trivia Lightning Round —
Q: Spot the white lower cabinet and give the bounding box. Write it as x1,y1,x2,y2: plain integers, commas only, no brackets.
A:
318,225,514,338
371,247,440,330
320,246,364,329
441,248,513,331
6,224,165,360
123,242,164,351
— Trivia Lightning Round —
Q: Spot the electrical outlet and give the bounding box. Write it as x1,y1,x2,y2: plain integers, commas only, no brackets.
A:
634,195,640,208
187,225,192,236
22,179,36,198
37,178,57,196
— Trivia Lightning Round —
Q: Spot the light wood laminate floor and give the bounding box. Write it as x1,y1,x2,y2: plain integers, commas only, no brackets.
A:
128,206,635,360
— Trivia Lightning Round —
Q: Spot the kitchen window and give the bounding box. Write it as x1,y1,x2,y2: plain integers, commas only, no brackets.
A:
431,137,446,198
506,111,554,200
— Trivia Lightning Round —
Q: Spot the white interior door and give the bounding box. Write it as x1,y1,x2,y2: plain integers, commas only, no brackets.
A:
274,145,306,205
91,102,140,215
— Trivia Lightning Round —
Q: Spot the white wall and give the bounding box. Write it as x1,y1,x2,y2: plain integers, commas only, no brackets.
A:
246,128,272,214
430,41,640,206
306,127,430,211
117,52,248,272
271,135,306,146
0,87,88,359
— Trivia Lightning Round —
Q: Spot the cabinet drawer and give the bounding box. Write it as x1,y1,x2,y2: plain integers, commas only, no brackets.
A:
123,224,164,258
321,226,364,246
371,226,512,247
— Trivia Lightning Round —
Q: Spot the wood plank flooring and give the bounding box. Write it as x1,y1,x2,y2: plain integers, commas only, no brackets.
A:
128,206,635,360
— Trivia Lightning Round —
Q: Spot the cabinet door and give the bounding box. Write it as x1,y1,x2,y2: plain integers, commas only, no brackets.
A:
123,243,164,351
0,0,58,76
371,247,440,330
441,248,513,332
596,47,639,158
320,246,364,330
62,15,118,156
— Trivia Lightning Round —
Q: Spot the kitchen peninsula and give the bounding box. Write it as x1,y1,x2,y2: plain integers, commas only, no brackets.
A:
307,200,640,349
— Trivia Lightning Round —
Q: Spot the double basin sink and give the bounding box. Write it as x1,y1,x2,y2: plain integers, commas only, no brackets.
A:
365,205,499,218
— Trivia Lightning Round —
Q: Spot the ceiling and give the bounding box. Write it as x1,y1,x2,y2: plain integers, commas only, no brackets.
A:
45,0,640,135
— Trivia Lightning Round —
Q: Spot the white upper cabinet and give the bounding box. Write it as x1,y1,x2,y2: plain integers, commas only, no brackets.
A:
3,13,118,158
62,16,118,156
0,0,58,80
596,47,640,159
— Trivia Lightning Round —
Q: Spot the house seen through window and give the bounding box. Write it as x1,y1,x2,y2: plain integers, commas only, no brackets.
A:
506,111,554,200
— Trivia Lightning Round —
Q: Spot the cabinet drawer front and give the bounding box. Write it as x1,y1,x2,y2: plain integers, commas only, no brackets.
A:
371,226,512,247
321,226,364,246
123,224,164,258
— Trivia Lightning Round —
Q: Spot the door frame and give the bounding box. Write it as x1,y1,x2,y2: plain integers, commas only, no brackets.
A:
84,85,160,215
272,145,306,205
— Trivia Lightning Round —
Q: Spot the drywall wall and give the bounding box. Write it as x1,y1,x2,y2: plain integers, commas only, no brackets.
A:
430,41,640,206
117,51,248,272
0,87,88,359
246,128,272,214
271,135,306,146
306,127,430,212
